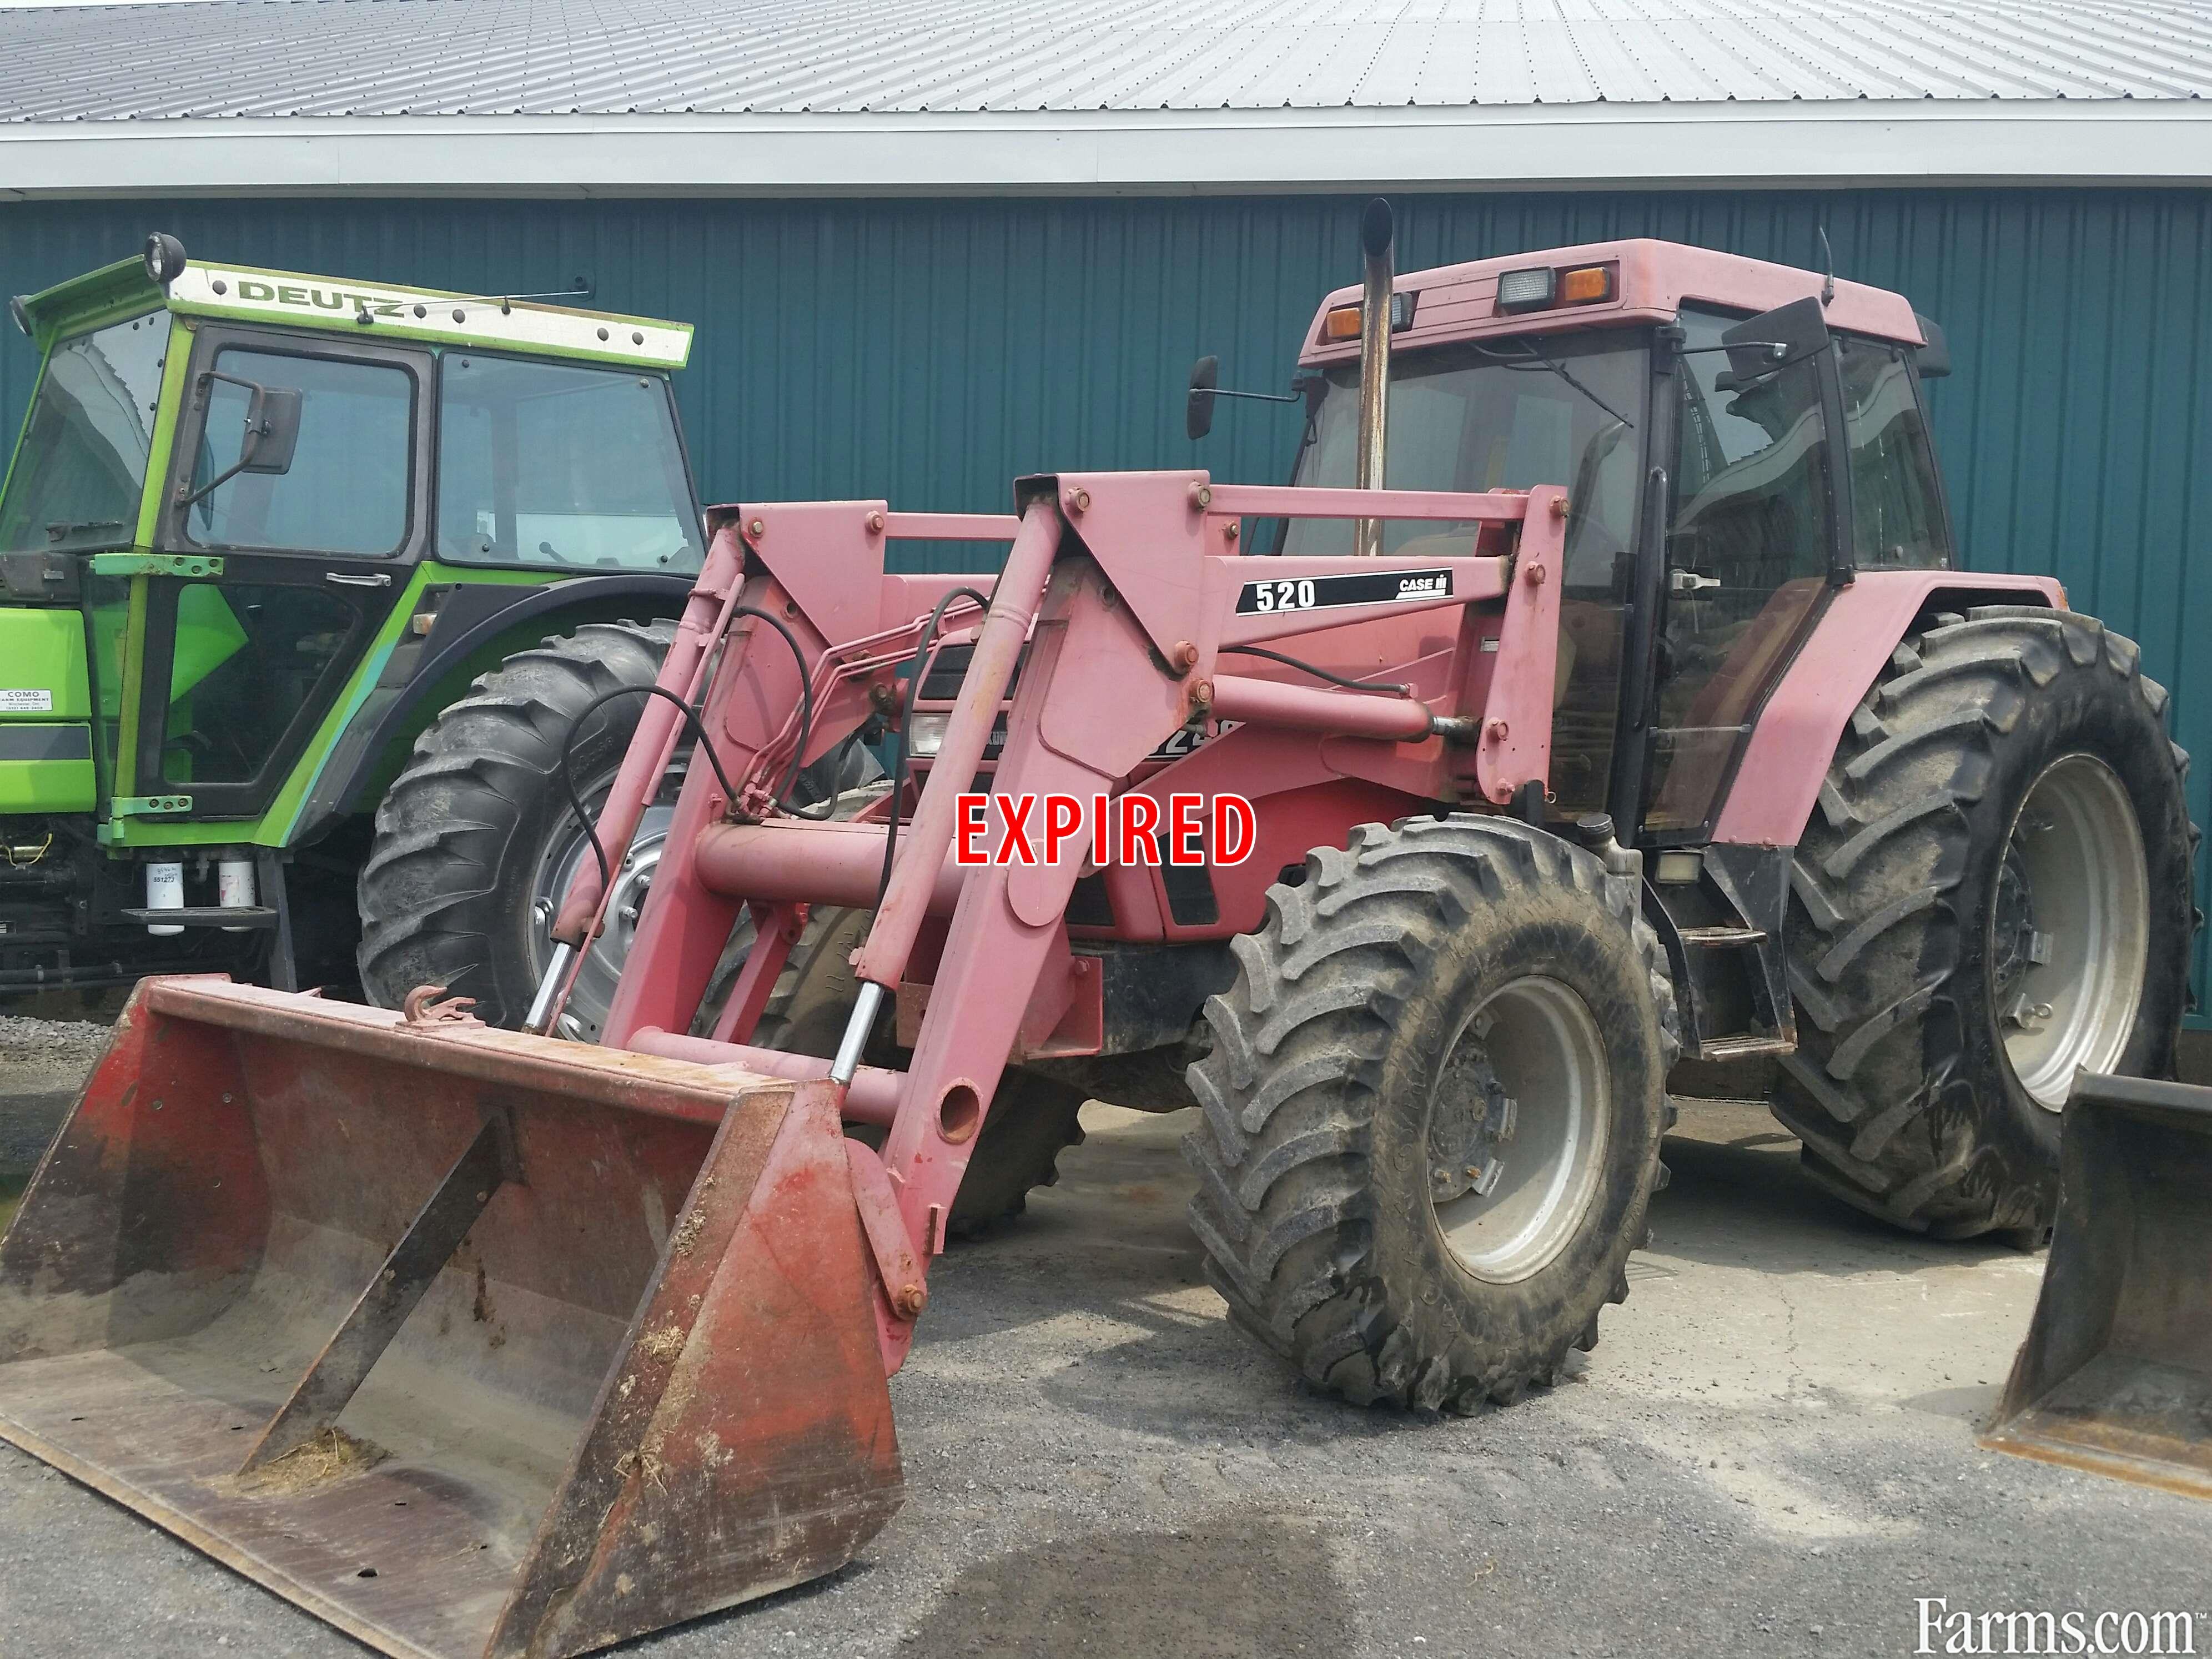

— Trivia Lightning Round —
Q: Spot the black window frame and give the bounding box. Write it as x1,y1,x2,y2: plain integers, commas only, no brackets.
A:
157,323,433,565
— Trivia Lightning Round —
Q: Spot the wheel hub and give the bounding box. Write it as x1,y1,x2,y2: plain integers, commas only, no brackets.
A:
1429,976,1609,1284
1990,754,2150,1109
1427,1044,1515,1204
532,797,676,1043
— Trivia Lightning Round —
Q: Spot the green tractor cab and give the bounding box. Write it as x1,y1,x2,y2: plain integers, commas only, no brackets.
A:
1,234,705,1004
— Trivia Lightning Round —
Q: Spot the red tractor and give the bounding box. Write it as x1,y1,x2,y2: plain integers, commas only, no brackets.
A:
0,206,2192,1658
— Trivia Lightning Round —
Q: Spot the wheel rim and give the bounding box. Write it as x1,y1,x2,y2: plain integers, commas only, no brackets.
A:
1989,753,2150,1110
1428,975,1611,1284
530,786,675,1043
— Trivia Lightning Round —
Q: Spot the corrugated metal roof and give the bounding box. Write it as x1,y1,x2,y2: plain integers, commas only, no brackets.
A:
0,0,2206,123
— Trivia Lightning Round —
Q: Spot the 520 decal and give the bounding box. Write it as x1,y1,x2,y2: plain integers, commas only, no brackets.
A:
1235,567,1455,615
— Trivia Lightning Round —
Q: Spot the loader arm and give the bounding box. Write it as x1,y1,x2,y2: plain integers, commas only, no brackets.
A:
583,471,1564,1374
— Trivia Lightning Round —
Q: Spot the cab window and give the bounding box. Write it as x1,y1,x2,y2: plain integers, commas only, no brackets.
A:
0,311,169,555
154,582,361,788
1285,333,1647,813
183,347,415,556
436,355,699,571
1838,335,1951,569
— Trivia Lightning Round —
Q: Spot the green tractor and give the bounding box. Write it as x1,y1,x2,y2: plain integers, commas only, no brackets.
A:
0,234,717,1032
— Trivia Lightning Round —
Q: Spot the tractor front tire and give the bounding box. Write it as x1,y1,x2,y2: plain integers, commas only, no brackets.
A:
1772,607,2195,1239
1184,816,1679,1414
358,620,675,1030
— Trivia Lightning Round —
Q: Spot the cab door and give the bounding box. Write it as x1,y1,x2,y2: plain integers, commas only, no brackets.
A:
1643,303,1848,837
124,328,430,818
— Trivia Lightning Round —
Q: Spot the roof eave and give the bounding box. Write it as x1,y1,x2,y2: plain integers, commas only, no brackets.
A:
1,100,2209,200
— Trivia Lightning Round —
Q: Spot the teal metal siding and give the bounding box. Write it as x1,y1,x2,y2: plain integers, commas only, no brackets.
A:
4,188,2208,1009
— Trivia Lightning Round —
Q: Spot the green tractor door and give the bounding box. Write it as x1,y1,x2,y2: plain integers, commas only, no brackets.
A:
100,330,426,822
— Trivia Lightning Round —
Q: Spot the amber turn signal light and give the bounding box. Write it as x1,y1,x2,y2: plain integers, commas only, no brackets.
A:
1559,265,1612,304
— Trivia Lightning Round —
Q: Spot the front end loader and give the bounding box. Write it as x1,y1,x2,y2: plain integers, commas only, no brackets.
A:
1985,1071,2212,1499
0,207,2198,1655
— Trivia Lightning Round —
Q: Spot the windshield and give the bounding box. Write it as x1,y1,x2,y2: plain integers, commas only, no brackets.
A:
438,354,700,571
1283,330,1649,817
0,310,169,554
1284,330,1646,584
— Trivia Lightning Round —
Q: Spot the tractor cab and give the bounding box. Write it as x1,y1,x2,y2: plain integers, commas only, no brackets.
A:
0,236,701,997
1270,239,1955,833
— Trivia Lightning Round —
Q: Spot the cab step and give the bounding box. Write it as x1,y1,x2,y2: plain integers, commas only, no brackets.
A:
1695,1033,1796,1061
1678,925,1767,947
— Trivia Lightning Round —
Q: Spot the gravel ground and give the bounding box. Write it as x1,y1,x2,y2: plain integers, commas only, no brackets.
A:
1,1087,2207,1658
0,1013,108,1174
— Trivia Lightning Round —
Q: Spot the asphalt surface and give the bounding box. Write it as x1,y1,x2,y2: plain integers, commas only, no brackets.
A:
1,1083,2208,1657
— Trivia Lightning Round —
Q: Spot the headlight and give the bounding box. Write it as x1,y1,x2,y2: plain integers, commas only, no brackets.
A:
142,232,188,289
905,714,948,758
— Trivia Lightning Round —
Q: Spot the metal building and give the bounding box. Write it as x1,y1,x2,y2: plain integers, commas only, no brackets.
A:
3,0,2209,1002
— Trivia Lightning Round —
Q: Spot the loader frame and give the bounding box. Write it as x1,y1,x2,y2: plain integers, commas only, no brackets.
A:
542,472,1567,1368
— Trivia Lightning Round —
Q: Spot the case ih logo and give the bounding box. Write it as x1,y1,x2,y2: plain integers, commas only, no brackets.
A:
956,793,1256,867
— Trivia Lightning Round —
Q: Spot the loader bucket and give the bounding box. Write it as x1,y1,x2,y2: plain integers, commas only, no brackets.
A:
0,977,902,1658
1983,1072,2212,1500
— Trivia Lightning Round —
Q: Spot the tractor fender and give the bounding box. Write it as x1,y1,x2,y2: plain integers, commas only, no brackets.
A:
1710,570,2062,848
292,572,692,844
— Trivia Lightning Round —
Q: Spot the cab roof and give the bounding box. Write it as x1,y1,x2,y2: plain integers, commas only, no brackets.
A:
14,251,691,370
1300,238,1926,365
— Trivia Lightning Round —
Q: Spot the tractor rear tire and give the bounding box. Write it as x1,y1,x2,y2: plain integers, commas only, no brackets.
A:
358,620,675,1030
1183,815,1679,1413
1771,607,2195,1239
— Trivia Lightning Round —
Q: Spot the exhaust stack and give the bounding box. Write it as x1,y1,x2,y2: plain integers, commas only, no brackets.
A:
1354,197,1394,557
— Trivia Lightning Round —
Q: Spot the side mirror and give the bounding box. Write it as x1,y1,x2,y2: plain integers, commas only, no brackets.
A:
1721,295,1831,386
240,386,302,474
1185,355,1219,441
1913,313,1952,380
